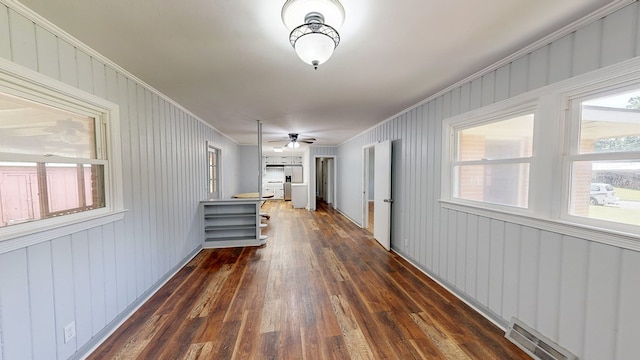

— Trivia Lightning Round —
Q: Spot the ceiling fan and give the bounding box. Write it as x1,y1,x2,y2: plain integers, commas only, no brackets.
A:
268,133,316,148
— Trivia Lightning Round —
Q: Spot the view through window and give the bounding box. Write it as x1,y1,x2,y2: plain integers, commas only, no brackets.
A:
0,93,105,228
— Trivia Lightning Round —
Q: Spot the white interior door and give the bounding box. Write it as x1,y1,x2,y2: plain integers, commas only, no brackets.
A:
374,140,391,250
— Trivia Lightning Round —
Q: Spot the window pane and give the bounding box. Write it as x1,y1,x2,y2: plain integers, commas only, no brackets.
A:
0,161,105,228
570,160,640,227
580,89,640,154
457,114,534,161
0,162,39,226
454,163,530,207
0,93,96,158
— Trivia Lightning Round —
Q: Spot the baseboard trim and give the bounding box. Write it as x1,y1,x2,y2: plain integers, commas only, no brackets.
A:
73,246,203,360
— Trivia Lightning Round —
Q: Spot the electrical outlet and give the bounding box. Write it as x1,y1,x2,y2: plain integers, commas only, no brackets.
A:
404,238,408,247
64,321,76,343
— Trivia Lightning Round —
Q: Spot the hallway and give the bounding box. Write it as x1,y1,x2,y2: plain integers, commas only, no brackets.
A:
88,200,527,359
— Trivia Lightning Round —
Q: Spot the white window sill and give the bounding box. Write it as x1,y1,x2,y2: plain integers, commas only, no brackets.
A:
440,200,640,252
0,209,127,255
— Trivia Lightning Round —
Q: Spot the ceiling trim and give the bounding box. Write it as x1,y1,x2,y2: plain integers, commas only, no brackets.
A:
1,0,239,145
340,0,636,147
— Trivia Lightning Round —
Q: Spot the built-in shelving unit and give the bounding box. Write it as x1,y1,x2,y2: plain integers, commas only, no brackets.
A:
201,199,267,248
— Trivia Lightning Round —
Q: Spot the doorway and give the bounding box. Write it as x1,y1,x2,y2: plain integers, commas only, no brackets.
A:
314,156,336,209
363,147,375,233
363,140,392,251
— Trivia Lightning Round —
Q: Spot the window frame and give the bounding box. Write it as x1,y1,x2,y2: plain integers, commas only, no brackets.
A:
560,81,640,235
207,142,222,199
442,100,539,215
0,58,124,254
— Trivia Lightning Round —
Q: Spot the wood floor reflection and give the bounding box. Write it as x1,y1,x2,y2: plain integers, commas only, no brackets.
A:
88,200,528,359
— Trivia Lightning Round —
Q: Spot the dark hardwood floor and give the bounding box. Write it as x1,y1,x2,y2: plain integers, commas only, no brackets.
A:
88,200,528,359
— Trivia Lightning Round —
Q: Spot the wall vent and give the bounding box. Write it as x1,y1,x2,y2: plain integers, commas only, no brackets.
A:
505,317,577,360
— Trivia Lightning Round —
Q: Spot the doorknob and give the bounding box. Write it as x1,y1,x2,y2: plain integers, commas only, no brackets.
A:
383,199,393,203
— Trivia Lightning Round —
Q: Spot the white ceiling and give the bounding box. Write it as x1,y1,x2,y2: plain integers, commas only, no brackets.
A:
19,0,614,148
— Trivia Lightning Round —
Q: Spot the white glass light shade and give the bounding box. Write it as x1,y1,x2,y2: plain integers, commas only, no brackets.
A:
294,32,335,67
281,0,345,30
287,141,300,149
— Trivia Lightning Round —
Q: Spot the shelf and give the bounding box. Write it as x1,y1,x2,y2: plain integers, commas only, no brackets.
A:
201,199,264,248
205,235,256,242
204,213,255,219
205,225,256,231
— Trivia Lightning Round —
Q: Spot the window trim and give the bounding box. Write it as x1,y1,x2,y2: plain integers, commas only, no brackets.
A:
441,56,640,252
0,58,124,253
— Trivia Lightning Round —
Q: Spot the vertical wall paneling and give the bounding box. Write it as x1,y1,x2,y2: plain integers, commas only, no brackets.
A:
137,85,152,289
548,34,573,84
616,249,640,359
501,223,521,321
417,105,426,265
494,64,510,102
0,5,10,60
455,212,467,290
26,242,56,359
583,242,621,360
475,217,491,306
517,227,540,327
429,101,440,272
459,83,471,113
535,231,562,341
601,3,637,67
469,77,482,110
409,109,417,255
464,214,478,298
92,58,106,98
558,236,589,357
51,236,76,359
0,250,32,359
88,227,106,336
8,10,36,70
150,92,162,279
572,20,602,76
71,231,92,345
509,55,529,97
35,25,59,79
481,71,495,107
488,219,505,316
450,86,461,116
57,39,77,87
447,209,457,284
76,50,93,93
527,45,549,91
101,222,118,323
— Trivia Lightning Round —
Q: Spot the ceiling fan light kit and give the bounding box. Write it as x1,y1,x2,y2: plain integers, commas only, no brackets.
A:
281,0,345,69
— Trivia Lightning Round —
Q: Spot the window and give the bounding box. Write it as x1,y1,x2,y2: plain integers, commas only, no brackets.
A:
0,93,106,228
566,84,640,229
208,144,220,199
449,110,535,209
0,60,121,247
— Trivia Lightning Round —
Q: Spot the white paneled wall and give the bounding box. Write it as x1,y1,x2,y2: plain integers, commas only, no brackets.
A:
337,3,640,360
0,3,239,359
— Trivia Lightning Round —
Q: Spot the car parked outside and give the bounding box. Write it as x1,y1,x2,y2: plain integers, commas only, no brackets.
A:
590,183,619,206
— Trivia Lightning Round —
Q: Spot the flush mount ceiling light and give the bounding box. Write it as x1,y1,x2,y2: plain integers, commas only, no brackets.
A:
281,0,345,69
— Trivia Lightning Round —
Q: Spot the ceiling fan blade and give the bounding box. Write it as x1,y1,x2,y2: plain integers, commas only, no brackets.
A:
300,140,315,144
299,137,316,141
267,139,288,143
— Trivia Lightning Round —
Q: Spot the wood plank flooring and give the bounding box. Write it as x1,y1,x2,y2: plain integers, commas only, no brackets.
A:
88,200,529,359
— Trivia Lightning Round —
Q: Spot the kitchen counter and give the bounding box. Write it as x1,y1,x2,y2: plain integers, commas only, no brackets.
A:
291,183,307,208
